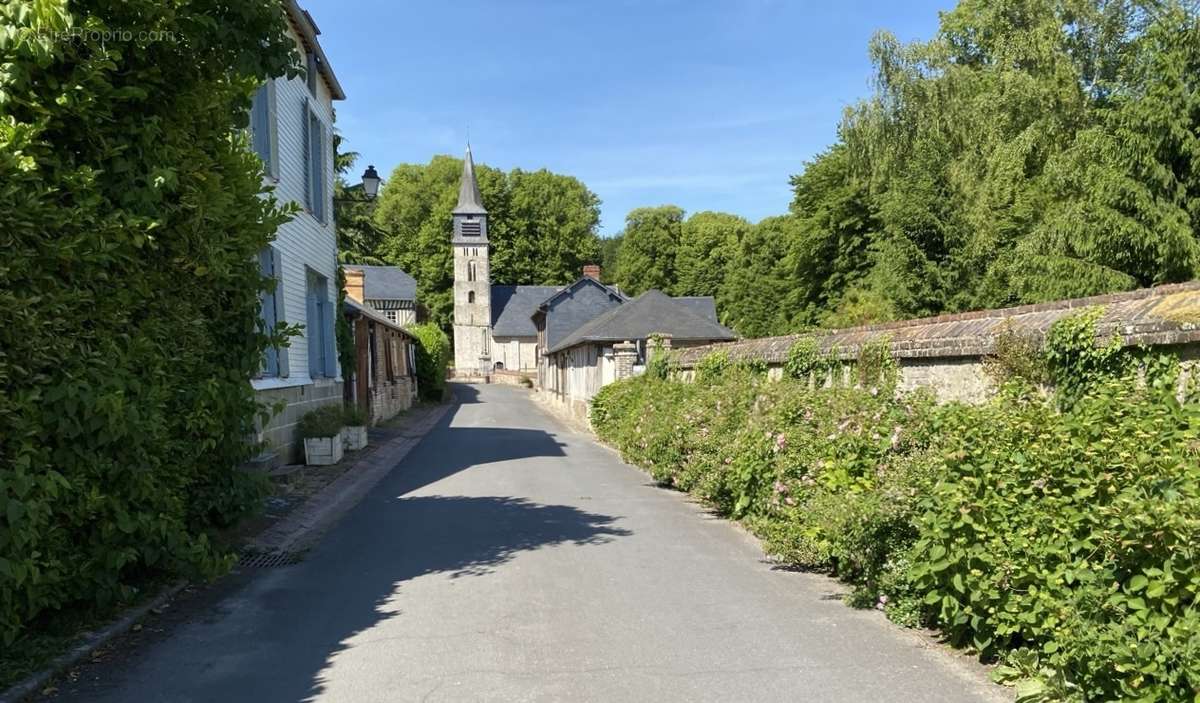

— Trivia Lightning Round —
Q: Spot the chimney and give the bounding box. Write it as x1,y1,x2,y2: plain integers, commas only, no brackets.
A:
583,264,601,281
344,267,365,303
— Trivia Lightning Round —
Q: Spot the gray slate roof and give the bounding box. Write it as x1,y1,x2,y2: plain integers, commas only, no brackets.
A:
547,289,736,353
534,277,628,350
453,145,487,215
344,265,417,301
491,285,562,337
674,296,719,323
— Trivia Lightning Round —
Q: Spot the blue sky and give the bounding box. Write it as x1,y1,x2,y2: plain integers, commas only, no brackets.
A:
305,0,950,235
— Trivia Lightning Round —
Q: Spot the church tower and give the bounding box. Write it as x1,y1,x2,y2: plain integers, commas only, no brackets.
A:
452,144,492,376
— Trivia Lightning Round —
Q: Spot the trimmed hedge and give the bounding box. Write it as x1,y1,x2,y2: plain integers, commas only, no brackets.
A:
1,1,296,643
592,342,1200,700
408,323,450,401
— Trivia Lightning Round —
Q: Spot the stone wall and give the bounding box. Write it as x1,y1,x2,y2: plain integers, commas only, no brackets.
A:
672,282,1200,404
255,378,343,463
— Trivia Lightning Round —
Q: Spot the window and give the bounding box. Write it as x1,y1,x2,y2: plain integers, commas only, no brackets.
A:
467,291,475,304
303,100,328,222
384,337,395,382
257,246,286,377
249,81,278,178
468,261,476,282
306,269,336,378
384,310,397,324
481,328,490,355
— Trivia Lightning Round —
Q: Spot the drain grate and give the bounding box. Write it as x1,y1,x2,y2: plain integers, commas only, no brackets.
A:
238,550,302,569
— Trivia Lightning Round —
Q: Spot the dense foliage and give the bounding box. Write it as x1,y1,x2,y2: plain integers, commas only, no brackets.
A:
373,156,602,330
297,406,344,440
601,0,1200,336
591,314,1200,701
408,323,450,401
0,0,296,643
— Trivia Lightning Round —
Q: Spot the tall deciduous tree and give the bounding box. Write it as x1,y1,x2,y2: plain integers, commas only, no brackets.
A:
718,216,796,337
613,205,685,295
675,211,750,297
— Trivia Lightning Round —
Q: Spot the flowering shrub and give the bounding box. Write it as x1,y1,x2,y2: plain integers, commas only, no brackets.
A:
591,323,1200,701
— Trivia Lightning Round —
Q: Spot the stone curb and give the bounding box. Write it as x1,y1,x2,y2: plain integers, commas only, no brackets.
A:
0,582,186,703
0,401,452,703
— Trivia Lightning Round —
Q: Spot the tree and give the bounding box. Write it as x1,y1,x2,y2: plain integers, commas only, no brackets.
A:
718,216,796,337
333,133,385,265
0,0,296,642
1005,3,1200,301
373,156,601,330
599,234,623,282
613,205,685,295
674,212,750,297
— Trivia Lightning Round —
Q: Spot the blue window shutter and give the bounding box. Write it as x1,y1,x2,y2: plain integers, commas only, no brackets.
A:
324,291,337,378
267,80,279,178
273,247,289,377
251,84,270,164
302,97,312,212
306,270,319,377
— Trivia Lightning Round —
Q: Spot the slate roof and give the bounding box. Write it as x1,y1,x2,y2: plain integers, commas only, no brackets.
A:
547,289,737,353
672,281,1200,368
344,265,417,301
673,296,719,323
453,145,487,215
342,297,413,337
533,277,627,312
533,277,628,350
491,285,562,337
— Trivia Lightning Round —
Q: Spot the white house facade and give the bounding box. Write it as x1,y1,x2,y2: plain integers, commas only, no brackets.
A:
249,0,345,464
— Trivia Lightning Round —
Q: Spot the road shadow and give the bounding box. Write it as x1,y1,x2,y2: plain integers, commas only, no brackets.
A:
52,395,629,703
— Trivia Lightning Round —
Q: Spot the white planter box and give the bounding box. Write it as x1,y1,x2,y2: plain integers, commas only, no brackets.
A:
342,426,368,451
304,433,343,465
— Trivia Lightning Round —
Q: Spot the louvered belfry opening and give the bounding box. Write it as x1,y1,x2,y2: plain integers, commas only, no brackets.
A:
460,219,482,237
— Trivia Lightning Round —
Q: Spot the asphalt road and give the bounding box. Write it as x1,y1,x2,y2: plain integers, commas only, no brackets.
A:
57,383,1005,702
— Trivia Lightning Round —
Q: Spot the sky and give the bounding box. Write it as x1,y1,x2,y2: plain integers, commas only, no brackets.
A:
304,0,951,235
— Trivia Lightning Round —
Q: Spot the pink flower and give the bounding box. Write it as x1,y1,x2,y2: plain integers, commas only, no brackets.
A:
724,457,733,465
785,496,797,506
889,425,902,449
773,480,788,495
774,433,787,452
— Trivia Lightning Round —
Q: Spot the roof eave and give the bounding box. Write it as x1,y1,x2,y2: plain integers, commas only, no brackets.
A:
283,0,347,101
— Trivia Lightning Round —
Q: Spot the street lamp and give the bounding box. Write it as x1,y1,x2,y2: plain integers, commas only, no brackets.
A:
360,165,381,200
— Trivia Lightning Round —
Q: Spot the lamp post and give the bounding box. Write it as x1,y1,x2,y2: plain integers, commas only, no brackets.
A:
335,164,382,203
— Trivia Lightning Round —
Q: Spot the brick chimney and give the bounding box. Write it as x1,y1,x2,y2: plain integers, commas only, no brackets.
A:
344,267,365,303
583,264,601,281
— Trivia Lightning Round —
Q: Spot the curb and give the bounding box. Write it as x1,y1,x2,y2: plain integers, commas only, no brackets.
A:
1,401,453,703
0,582,186,703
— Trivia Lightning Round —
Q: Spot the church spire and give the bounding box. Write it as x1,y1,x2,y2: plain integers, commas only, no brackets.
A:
454,143,487,215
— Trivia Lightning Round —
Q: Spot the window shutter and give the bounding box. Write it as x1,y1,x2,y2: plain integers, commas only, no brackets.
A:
273,247,289,377
259,248,278,377
324,294,337,378
306,270,320,378
302,97,312,212
267,80,279,179
251,84,270,164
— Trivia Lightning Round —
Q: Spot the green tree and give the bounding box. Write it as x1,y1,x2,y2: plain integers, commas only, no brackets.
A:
674,211,750,297
613,205,685,295
599,234,623,283
718,216,796,337
333,134,385,265
0,0,296,642
373,156,601,330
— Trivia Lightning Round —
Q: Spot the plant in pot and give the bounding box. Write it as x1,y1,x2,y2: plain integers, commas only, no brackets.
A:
299,405,344,466
342,404,369,451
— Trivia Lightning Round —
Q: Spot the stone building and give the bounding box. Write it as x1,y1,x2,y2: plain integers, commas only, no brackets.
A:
450,145,558,377
342,298,418,424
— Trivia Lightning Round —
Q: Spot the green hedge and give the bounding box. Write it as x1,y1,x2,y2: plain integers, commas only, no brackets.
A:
408,323,450,401
0,1,296,643
591,339,1200,700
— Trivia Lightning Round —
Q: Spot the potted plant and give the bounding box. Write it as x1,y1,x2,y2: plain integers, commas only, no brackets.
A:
342,404,369,451
298,405,344,466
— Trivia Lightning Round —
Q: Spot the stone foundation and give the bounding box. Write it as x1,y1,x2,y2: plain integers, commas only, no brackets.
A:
254,378,343,463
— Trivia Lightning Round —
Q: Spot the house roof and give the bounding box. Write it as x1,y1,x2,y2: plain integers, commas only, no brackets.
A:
671,281,1200,367
453,144,487,215
533,277,627,314
673,296,719,324
283,1,346,101
344,265,416,301
547,289,737,353
491,285,562,337
342,297,413,338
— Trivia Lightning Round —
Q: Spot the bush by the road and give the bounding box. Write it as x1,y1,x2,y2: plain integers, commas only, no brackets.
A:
0,1,296,644
408,323,450,401
591,318,1200,701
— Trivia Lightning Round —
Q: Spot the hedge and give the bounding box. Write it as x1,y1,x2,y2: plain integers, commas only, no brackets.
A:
591,319,1200,701
408,323,450,401
1,0,296,643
